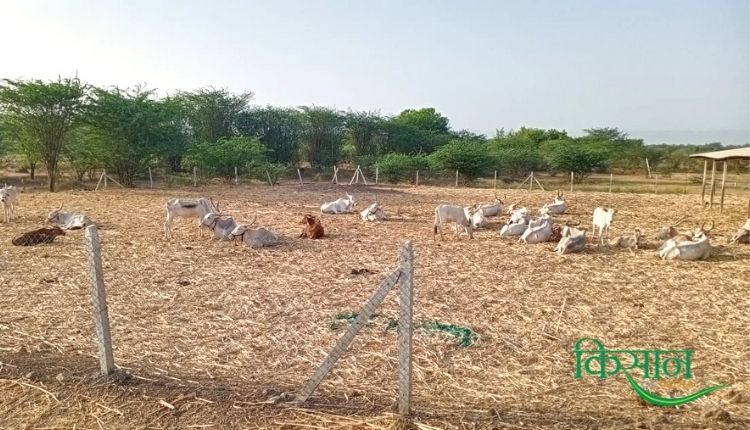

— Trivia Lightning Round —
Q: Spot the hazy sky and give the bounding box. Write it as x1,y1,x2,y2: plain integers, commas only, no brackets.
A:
2,0,749,143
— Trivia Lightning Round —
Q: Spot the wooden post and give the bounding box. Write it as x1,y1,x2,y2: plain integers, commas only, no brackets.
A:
720,161,727,213
95,170,105,191
84,225,115,376
235,166,239,186
397,241,414,416
654,175,658,194
455,170,459,188
103,169,108,189
266,170,273,186
415,170,419,186
570,172,574,193
493,170,497,191
193,166,197,187
709,160,717,209
375,166,379,184
645,158,652,179
148,167,153,189
529,172,533,191
609,173,613,193
701,160,707,205
297,168,303,185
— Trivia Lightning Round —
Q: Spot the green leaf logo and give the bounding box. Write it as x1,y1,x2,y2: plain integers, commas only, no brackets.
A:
625,372,728,407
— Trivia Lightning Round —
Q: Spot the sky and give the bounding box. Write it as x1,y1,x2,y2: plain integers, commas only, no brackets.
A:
2,0,749,144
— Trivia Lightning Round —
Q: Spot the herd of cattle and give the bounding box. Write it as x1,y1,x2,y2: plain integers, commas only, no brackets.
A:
2,183,750,260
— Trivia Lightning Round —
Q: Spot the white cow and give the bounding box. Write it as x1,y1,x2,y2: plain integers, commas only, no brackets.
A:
434,204,475,240
228,224,281,249
164,198,219,239
539,191,568,216
508,206,530,225
730,219,750,244
555,225,587,254
360,202,385,221
469,208,489,229
659,232,712,261
200,213,239,240
592,207,616,246
0,185,18,222
520,216,553,244
321,194,355,214
47,204,95,230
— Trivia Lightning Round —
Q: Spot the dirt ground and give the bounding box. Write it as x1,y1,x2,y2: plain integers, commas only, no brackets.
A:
0,183,748,429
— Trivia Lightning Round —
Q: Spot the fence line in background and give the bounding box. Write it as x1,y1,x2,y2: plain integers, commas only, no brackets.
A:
84,225,115,376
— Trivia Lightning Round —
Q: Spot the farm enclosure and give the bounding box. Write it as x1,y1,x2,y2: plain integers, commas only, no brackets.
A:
0,184,749,429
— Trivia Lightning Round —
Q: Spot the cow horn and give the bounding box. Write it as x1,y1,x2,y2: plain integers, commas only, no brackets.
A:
248,215,257,226
673,215,687,227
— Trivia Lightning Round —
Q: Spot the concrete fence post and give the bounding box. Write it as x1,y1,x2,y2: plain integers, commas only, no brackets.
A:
397,241,414,416
84,225,115,376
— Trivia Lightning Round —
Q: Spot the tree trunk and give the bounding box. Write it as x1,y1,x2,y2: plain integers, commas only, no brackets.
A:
46,164,56,192
29,163,36,180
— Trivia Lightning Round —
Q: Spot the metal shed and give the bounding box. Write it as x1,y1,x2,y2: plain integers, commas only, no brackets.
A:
689,147,750,214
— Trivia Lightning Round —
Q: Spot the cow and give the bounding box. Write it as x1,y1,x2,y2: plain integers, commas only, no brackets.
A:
592,207,616,246
300,215,325,239
321,194,355,214
200,213,239,240
555,225,587,254
164,198,219,239
434,204,475,240
360,202,385,222
539,191,568,216
227,224,281,249
12,226,66,246
609,228,643,250
476,194,504,217
654,216,688,241
47,204,95,230
508,205,530,225
730,219,750,244
0,185,18,222
658,221,715,251
469,208,489,229
659,231,712,261
520,216,553,244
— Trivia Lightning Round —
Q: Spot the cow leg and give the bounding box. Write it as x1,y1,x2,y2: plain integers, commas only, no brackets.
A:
164,213,174,239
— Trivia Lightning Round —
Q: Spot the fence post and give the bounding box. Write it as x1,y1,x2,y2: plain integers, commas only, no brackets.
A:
148,167,153,189
375,166,379,184
193,166,198,187
398,241,414,416
493,170,497,191
416,170,419,186
529,171,533,191
235,166,239,186
84,225,115,376
455,170,459,188
104,169,108,189
297,168,304,185
684,172,688,194
720,161,727,213
609,173,613,193
570,172,574,193
266,170,273,186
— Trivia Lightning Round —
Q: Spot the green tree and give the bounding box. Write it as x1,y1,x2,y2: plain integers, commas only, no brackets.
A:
186,136,268,181
0,77,87,191
237,106,302,164
176,87,252,143
86,86,181,186
546,140,609,182
429,140,496,181
382,108,452,154
299,106,346,168
64,125,105,181
345,110,386,156
375,153,429,183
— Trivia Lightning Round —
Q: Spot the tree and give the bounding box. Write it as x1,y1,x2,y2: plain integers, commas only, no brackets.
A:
345,110,386,156
382,108,452,154
64,125,105,181
299,106,346,168
176,87,252,143
186,136,268,181
546,141,609,182
237,106,303,164
86,86,182,186
429,140,496,181
375,153,429,183
0,77,87,191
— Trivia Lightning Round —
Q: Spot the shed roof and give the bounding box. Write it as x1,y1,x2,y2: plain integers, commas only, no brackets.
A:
689,147,750,161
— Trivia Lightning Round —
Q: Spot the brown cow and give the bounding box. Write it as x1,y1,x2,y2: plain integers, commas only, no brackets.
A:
300,215,324,239
12,226,66,246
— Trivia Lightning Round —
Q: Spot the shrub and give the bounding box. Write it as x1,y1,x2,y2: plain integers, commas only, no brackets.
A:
186,136,268,181
375,153,429,183
428,140,496,181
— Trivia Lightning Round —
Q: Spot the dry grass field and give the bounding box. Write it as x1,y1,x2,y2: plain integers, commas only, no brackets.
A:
0,183,749,429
